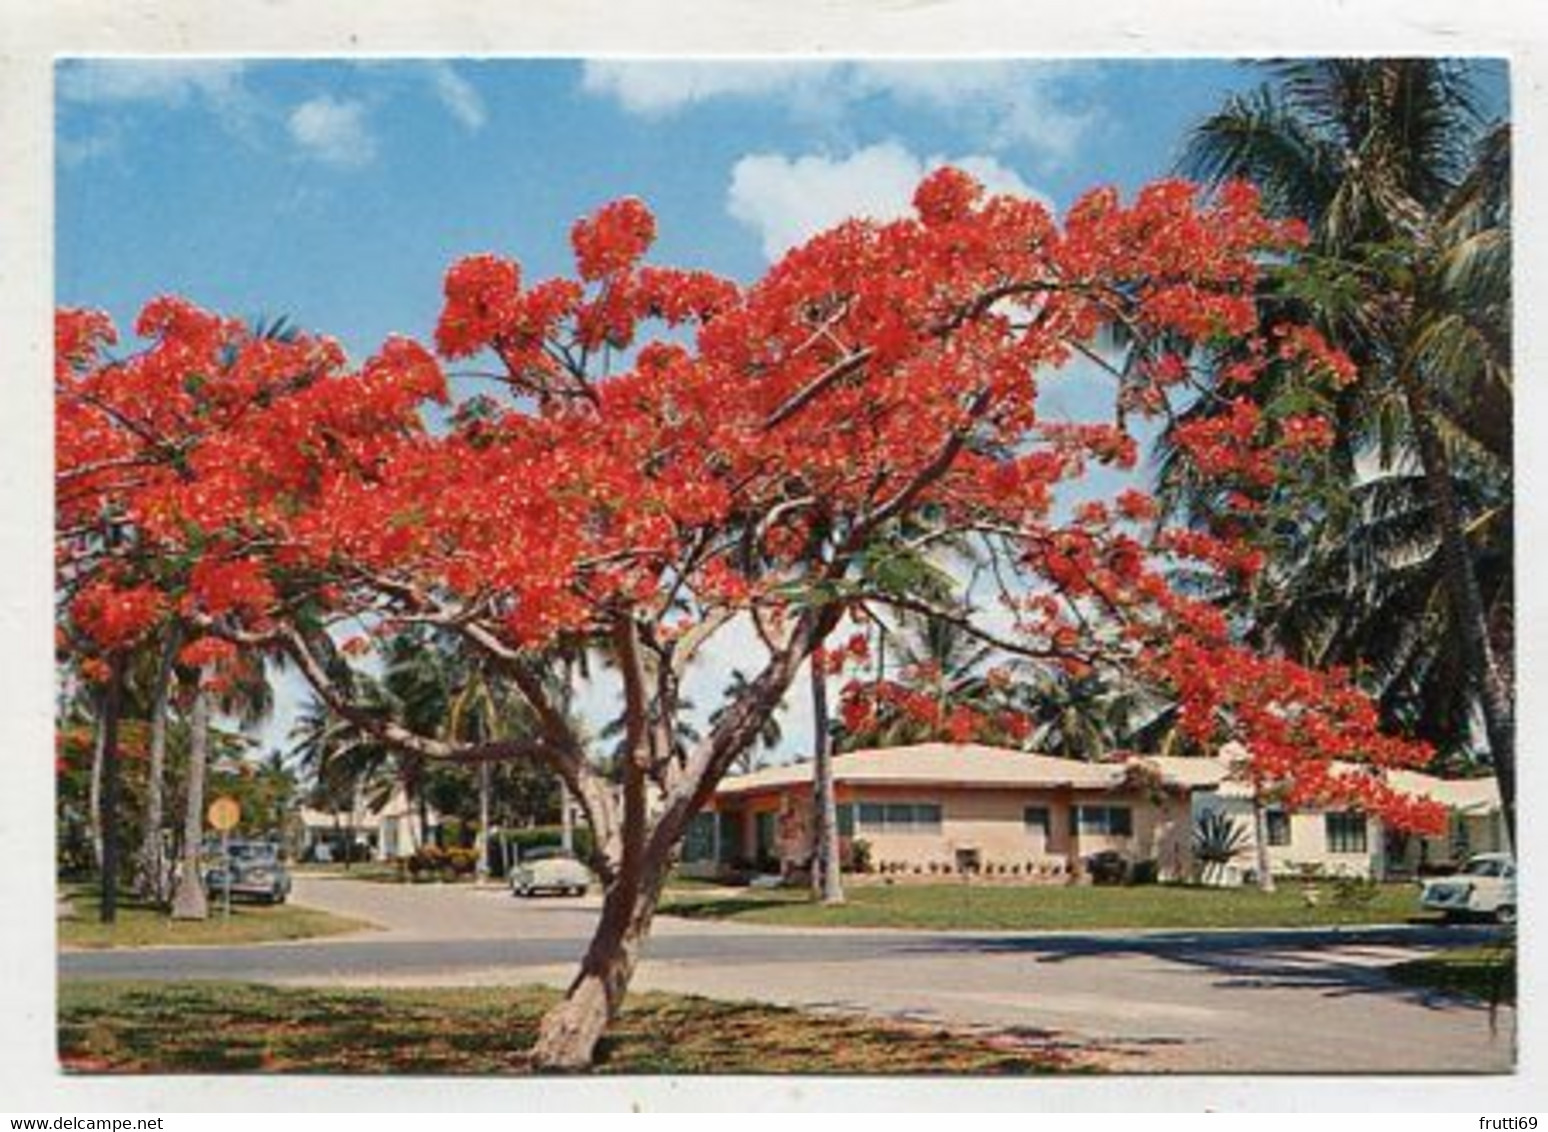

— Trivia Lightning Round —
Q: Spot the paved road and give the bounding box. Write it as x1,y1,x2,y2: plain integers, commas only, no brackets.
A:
60,876,1516,1073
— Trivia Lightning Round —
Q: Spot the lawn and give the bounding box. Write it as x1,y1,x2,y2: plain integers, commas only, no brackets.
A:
57,884,375,950
659,880,1433,931
57,981,1090,1075
1386,943,1517,1005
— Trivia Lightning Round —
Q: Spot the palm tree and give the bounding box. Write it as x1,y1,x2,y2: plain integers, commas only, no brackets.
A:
289,692,396,867
169,648,276,919
709,669,785,776
136,623,182,905
1175,59,1514,839
838,611,1002,751
1021,671,1157,760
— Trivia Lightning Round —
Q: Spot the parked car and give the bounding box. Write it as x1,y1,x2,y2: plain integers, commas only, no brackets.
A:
510,846,590,897
1418,852,1515,924
204,841,293,904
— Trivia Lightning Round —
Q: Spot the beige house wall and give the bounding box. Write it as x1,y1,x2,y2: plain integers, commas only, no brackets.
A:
1266,811,1378,878
711,763,1507,885
1385,810,1510,874
1194,794,1379,880
720,783,1191,878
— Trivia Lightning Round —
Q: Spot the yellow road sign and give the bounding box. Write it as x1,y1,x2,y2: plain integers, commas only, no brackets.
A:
207,795,240,833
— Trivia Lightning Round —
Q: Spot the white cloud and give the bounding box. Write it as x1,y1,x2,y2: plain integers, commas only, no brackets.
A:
582,59,1099,163
428,63,487,131
581,60,826,116
56,60,256,158
288,96,376,168
727,141,1047,261
57,59,249,108
849,61,1096,160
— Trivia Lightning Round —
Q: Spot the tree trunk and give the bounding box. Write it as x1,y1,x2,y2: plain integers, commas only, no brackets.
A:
476,759,492,883
1251,796,1276,893
1402,374,1515,847
88,688,106,873
138,625,181,905
98,654,126,924
530,856,668,1071
414,766,432,849
560,776,574,854
809,651,844,904
170,670,211,920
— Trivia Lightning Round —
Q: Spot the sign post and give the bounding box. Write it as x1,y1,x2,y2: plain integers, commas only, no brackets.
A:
207,795,241,921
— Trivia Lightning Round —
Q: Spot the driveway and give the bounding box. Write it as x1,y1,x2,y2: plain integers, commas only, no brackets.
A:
60,875,1515,1074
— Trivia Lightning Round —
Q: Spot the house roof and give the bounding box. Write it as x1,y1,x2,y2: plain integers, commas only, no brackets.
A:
716,742,1128,797
1386,768,1501,814
717,742,1502,815
297,783,436,830
1138,752,1502,813
1135,755,1233,791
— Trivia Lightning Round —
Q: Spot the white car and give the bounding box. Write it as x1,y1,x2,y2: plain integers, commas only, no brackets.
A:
511,847,591,897
1419,853,1516,924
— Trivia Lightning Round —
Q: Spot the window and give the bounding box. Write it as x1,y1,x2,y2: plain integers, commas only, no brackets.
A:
855,801,942,832
836,803,855,837
683,813,716,863
1023,806,1051,835
755,812,776,858
716,812,741,864
1325,812,1368,854
1076,806,1133,837
1265,810,1292,847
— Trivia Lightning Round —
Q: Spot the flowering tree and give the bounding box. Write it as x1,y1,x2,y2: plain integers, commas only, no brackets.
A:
56,169,1446,1068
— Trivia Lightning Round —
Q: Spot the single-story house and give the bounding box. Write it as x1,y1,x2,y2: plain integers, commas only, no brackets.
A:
686,742,1506,884
297,784,440,862
1169,753,1507,883
687,742,1196,881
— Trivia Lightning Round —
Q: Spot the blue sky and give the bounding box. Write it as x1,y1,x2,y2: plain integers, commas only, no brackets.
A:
54,57,1506,765
56,58,1269,357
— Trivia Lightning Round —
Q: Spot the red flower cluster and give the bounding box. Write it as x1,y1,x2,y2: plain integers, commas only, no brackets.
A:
70,579,164,650
54,167,1442,834
435,254,522,359
571,197,657,281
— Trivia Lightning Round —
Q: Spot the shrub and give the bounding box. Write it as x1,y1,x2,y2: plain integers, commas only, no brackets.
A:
849,839,874,874
445,846,479,876
406,845,446,878
1128,859,1159,886
1085,850,1129,886
1331,874,1381,908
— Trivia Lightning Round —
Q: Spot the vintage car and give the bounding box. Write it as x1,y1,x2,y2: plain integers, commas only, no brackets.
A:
510,846,590,897
1419,852,1516,924
204,841,293,904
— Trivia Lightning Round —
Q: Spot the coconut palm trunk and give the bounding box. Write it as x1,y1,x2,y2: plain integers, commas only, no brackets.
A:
97,653,126,924
170,668,212,920
1401,372,1515,845
809,651,844,904
88,690,106,874
476,759,492,883
137,624,181,905
1251,796,1276,893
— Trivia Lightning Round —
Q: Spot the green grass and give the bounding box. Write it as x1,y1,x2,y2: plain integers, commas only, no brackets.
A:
1387,943,1517,1005
659,880,1432,931
57,981,1091,1075
57,884,376,950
